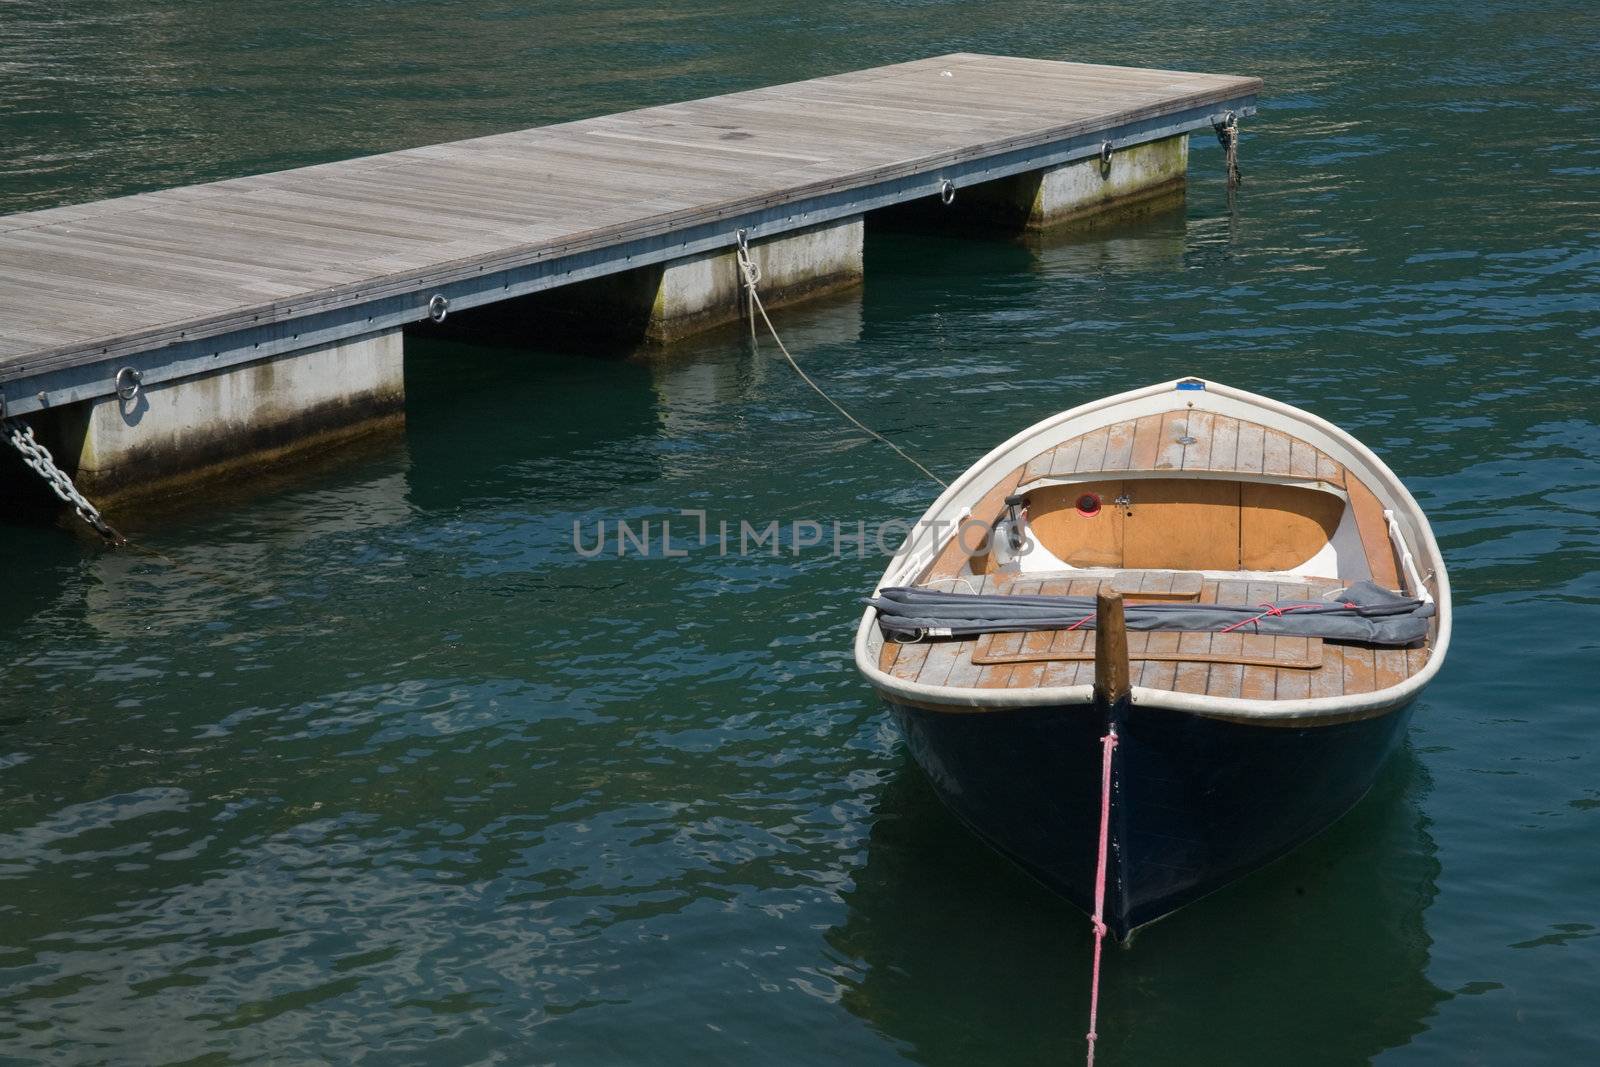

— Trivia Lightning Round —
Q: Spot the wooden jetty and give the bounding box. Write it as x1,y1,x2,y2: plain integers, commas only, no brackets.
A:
0,54,1258,500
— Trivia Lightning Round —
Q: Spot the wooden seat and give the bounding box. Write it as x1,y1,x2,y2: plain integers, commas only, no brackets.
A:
1109,570,1203,600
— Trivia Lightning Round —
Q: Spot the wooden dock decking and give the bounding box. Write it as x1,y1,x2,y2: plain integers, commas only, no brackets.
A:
0,54,1258,418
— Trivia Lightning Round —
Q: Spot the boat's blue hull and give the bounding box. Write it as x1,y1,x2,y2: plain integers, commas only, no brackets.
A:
885,696,1415,939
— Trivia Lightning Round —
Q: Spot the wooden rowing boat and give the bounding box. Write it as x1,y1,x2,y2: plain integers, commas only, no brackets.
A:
853,378,1451,939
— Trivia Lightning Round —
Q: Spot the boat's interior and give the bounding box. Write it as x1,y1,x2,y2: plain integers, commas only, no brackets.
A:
877,409,1438,701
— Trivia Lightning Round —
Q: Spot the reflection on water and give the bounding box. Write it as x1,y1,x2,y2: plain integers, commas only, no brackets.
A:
650,289,865,466
1026,207,1191,277
835,749,1448,1064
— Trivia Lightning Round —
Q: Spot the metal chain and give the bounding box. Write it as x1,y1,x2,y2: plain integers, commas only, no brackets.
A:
1213,110,1242,189
3,417,125,545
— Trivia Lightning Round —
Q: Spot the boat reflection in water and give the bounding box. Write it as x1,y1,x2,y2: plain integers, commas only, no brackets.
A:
831,749,1449,1065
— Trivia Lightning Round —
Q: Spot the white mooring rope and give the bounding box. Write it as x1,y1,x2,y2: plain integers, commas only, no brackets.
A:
734,237,949,490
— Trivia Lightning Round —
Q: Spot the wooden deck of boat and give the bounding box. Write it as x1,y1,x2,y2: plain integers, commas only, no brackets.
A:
878,573,1431,700
0,54,1260,415
1020,410,1347,485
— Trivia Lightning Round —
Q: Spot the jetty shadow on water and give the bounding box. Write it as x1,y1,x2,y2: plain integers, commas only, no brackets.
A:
832,745,1448,1065
400,335,667,515
401,286,867,514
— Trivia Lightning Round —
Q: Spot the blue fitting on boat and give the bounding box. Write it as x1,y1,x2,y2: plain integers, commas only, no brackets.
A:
1176,378,1206,390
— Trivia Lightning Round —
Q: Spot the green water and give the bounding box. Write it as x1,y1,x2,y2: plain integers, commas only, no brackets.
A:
3,1,1598,1063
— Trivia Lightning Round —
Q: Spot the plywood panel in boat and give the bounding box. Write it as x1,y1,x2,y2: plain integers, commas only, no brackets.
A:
1028,476,1346,574
1240,482,1344,572
1122,478,1241,570
1025,480,1124,568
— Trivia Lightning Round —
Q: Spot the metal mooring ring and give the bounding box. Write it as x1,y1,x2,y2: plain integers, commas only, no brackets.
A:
114,366,142,402
1099,140,1114,165
428,293,450,324
939,179,955,206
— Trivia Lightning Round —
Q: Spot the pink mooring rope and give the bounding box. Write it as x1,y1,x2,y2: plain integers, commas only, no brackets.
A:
1086,724,1119,1067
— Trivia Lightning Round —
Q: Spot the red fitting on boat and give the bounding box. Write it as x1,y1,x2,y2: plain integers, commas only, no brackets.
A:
1076,493,1102,517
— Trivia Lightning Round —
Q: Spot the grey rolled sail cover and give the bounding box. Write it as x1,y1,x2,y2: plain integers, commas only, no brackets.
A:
867,580,1432,647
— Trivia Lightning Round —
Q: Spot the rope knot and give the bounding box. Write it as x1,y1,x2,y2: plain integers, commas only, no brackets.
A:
736,245,761,289
1219,601,1310,634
